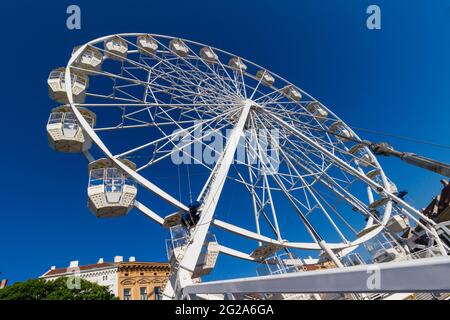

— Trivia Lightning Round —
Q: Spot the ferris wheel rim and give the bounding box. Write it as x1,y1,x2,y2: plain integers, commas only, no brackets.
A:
62,32,396,254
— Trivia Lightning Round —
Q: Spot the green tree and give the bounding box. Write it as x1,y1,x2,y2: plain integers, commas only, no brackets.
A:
0,277,117,300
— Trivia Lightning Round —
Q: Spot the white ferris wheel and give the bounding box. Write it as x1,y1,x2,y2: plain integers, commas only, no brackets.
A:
46,33,449,300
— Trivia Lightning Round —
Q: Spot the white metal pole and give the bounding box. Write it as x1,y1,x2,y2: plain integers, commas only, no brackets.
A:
176,101,252,289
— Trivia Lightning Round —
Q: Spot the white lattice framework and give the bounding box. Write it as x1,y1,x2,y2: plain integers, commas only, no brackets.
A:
53,33,449,299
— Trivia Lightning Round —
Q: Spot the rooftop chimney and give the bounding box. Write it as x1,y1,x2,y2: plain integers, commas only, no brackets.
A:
114,256,123,263
129,256,136,262
69,260,79,268
0,279,7,289
97,258,104,264
50,266,56,270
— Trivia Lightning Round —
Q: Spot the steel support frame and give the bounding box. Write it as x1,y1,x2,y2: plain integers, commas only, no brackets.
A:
63,34,448,300
265,111,448,255
164,100,252,299
183,256,450,296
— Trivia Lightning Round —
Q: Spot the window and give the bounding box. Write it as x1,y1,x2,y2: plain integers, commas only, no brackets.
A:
140,287,148,300
123,288,132,300
48,112,63,125
154,287,161,300
102,275,108,281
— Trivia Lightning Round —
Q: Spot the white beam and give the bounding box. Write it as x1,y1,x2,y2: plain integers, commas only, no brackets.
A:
183,257,450,295
218,245,256,261
179,102,252,275
134,201,164,225
212,218,352,250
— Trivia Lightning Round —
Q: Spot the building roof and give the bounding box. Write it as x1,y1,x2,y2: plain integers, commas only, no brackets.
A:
42,262,116,277
41,260,170,278
117,261,170,272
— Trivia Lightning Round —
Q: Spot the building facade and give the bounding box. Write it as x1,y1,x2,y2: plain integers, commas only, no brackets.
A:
40,258,119,296
117,262,170,300
40,257,169,300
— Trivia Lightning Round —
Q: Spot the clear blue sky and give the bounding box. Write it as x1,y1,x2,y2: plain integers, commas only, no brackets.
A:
1,0,449,284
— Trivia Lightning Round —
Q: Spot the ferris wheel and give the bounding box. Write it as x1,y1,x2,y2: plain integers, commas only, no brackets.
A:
46,33,447,299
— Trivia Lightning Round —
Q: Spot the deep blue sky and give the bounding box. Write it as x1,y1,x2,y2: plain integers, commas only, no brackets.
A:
1,0,449,284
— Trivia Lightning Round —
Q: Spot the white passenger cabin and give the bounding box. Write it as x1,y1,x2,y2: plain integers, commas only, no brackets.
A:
166,226,219,278
256,253,313,300
348,144,374,168
369,197,390,210
48,68,88,104
366,168,381,180
364,233,406,264
306,102,328,122
373,247,404,263
200,47,218,64
256,70,275,86
104,36,128,60
88,158,137,218
228,57,247,72
328,121,353,142
386,214,410,233
282,85,302,101
250,243,280,261
169,39,189,57
72,46,103,73
356,153,374,168
47,106,95,153
137,35,158,56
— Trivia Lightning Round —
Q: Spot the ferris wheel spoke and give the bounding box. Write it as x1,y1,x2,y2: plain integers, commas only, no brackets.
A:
114,86,144,102
192,51,244,96
254,153,321,243
113,115,221,158
79,63,233,105
252,86,286,104
253,113,329,177
152,67,232,101
140,114,236,169
85,92,143,103
251,114,373,219
139,49,238,100
239,125,327,243
281,137,375,216
93,120,197,132
273,137,350,243
261,174,282,240
150,40,240,97
92,37,238,102
238,69,248,99
311,185,361,236
231,164,283,240
264,111,364,178
182,51,242,97
254,119,349,234
114,106,240,162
